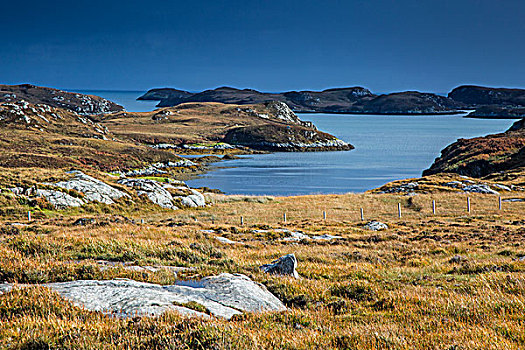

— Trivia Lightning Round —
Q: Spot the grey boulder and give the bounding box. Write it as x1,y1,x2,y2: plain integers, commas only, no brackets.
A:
180,189,206,207
364,221,388,231
463,184,499,195
260,254,299,279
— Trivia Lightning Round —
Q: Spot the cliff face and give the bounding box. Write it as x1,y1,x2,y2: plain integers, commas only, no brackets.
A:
138,86,463,114
423,118,525,178
0,84,124,114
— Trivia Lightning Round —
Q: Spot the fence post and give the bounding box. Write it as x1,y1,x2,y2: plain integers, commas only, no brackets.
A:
498,196,502,211
398,203,402,218
240,216,244,226
432,200,436,215
28,211,31,222
323,211,326,220
283,213,287,223
360,208,364,221
467,197,471,214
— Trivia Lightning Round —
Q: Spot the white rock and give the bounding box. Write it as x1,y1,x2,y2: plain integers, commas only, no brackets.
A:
312,234,342,240
282,231,311,241
36,189,85,209
118,178,176,209
0,274,286,320
56,171,128,205
364,221,388,231
215,237,239,244
463,184,499,195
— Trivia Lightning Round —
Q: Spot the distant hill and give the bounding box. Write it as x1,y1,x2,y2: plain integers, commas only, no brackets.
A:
139,85,525,118
0,85,352,171
448,85,525,119
138,86,464,115
0,84,123,115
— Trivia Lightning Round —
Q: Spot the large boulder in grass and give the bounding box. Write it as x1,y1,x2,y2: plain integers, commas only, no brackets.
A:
55,171,128,205
0,273,286,320
260,254,299,278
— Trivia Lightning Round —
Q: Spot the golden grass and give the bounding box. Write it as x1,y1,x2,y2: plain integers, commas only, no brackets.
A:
0,191,524,349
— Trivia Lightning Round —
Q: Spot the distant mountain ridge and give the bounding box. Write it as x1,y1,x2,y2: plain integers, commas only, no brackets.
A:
138,86,464,115
139,85,525,118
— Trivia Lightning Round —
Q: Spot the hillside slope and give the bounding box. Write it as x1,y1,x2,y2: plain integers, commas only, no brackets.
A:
99,101,352,151
423,118,525,180
0,84,123,114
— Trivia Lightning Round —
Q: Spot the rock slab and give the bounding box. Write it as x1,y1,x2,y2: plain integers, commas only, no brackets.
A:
0,273,285,320
56,171,128,205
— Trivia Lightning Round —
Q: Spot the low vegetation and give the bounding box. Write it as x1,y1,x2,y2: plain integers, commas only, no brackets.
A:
1,190,524,349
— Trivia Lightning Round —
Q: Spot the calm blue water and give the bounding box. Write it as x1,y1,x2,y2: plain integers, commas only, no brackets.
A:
76,90,514,195
186,114,513,195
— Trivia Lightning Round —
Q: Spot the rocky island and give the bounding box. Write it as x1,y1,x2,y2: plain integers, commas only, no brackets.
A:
139,86,465,115
139,85,525,118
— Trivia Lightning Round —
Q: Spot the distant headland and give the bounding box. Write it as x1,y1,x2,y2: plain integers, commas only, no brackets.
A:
139,85,525,118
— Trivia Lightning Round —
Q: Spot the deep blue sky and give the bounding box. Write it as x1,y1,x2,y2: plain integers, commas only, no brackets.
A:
1,0,524,93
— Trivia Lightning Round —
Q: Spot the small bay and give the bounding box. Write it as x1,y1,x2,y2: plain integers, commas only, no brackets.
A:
85,90,515,195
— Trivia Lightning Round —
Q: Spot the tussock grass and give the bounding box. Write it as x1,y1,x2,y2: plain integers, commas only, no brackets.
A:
0,191,524,348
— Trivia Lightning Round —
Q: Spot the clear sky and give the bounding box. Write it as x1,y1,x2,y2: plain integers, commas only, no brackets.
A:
1,0,524,93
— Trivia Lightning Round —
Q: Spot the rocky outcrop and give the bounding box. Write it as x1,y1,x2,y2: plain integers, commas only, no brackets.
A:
35,189,85,209
137,88,193,103
6,172,205,210
223,123,352,152
120,160,197,177
56,171,128,205
6,172,128,209
260,254,299,278
0,84,123,114
117,178,205,209
364,221,388,231
0,274,286,320
466,106,525,119
118,178,177,209
424,118,525,178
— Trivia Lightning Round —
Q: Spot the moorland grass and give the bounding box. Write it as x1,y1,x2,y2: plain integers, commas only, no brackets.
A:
0,191,524,349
